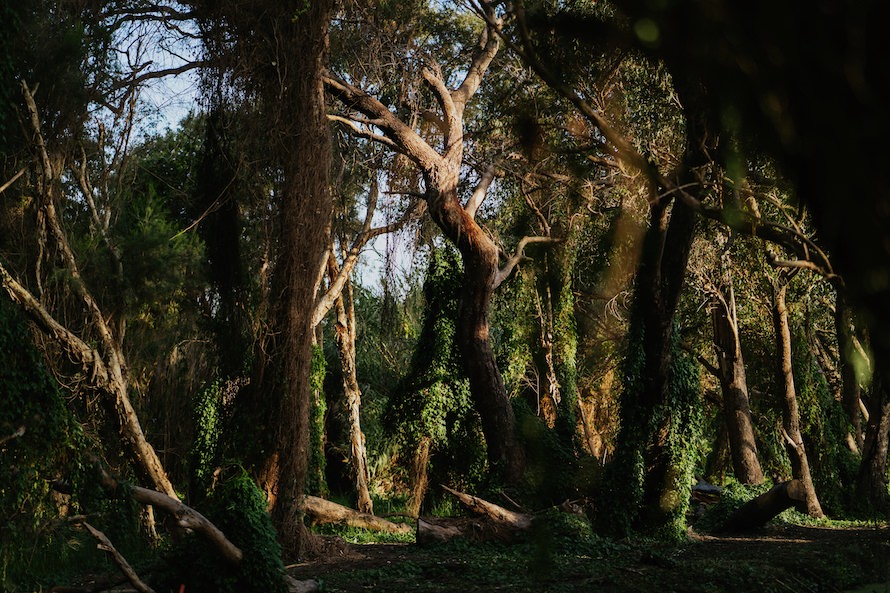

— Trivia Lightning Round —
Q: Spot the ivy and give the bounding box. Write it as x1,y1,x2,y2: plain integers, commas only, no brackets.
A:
160,468,287,593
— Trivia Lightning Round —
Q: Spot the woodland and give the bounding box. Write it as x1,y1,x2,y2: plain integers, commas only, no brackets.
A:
2,1,890,592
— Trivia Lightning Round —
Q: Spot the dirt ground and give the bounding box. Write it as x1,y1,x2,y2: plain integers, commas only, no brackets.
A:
287,524,890,593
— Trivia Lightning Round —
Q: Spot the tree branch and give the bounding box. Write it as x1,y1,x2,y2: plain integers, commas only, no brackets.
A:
78,520,156,593
312,189,426,327
493,236,560,289
327,115,402,153
0,166,27,194
452,3,501,119
108,61,205,92
465,164,496,219
98,469,243,565
0,262,110,386
323,73,442,171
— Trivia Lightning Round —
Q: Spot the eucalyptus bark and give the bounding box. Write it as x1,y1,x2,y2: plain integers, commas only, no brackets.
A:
426,175,523,477
711,264,763,484
324,11,527,480
333,279,374,515
771,279,823,518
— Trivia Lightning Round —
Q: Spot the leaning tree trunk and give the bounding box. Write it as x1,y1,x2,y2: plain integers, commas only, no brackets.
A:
333,280,374,515
858,368,890,510
323,9,528,482
426,173,524,480
711,262,764,484
772,278,823,518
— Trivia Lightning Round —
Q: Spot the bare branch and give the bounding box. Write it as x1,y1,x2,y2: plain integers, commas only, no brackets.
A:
323,73,442,170
98,469,243,565
22,81,125,378
108,61,205,92
327,114,402,153
0,425,25,447
312,191,426,327
0,166,27,194
0,262,110,386
452,3,501,119
423,64,459,148
78,521,156,593
465,164,496,219
494,236,560,289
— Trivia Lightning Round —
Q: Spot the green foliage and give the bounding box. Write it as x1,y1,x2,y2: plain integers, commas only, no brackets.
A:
161,468,287,593
386,246,486,494
693,478,775,533
308,344,328,496
0,295,122,591
792,328,860,516
191,379,224,493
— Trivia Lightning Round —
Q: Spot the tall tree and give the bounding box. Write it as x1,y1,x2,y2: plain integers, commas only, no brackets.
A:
324,3,554,480
710,245,764,485
771,267,824,517
195,0,336,556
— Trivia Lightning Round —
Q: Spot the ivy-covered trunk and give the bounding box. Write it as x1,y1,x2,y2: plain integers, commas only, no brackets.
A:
425,169,524,481
599,195,701,537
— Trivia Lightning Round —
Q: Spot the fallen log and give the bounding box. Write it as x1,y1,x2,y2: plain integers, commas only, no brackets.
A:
719,479,808,532
441,485,533,530
98,469,243,564
303,496,412,534
416,518,464,546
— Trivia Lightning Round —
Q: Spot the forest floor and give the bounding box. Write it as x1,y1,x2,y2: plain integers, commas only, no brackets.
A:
287,523,890,593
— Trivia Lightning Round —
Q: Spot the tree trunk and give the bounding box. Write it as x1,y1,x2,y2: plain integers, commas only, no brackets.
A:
236,0,334,558
835,293,865,450
426,175,523,480
303,496,411,535
772,279,823,518
711,263,764,484
858,369,890,509
720,479,808,532
333,279,374,515
408,437,431,517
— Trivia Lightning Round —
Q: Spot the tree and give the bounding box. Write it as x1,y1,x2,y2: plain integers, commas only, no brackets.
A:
324,2,557,480
194,0,336,556
770,267,824,517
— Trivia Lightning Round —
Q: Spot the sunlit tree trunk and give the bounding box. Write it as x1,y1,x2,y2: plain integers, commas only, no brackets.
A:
333,279,374,515
771,277,823,518
711,262,764,484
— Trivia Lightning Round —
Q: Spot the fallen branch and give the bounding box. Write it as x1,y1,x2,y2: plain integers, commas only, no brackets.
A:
719,480,808,532
98,469,243,564
78,520,156,593
416,517,466,546
441,485,533,529
303,495,412,534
